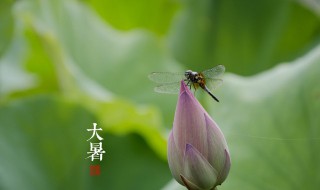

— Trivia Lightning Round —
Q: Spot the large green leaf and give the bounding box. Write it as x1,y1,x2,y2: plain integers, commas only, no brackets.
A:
168,0,320,75
14,0,182,126
9,0,169,159
0,2,172,189
84,0,179,35
0,96,171,190
0,96,95,190
210,44,320,189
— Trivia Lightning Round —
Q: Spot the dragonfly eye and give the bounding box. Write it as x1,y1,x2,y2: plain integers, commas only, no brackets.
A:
185,70,192,77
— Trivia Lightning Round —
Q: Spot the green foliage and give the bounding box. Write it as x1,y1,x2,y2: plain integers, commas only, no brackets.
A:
0,0,14,58
0,96,170,190
169,0,320,75
0,0,320,189
85,0,179,35
0,96,94,190
211,47,320,189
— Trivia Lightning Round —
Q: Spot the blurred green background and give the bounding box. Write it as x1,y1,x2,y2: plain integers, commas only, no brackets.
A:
0,0,320,189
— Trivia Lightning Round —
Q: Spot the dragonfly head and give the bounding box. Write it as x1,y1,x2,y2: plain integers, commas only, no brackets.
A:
185,70,193,78
185,70,199,80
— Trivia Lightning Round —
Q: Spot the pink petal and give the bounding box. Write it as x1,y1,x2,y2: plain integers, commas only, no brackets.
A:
183,144,218,189
173,81,209,158
204,113,229,171
167,131,184,185
180,174,202,190
217,149,231,185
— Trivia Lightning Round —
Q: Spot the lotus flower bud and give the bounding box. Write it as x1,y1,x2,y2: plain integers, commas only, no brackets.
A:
168,81,231,190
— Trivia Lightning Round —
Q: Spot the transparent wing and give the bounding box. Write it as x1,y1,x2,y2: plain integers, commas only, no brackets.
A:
202,65,225,79
154,82,180,94
148,72,185,84
205,78,223,91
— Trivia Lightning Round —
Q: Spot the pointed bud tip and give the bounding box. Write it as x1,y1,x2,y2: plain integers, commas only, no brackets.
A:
180,80,188,93
179,80,196,102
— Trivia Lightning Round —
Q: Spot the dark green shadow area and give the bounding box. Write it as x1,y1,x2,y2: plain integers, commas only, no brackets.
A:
0,95,171,190
87,133,171,190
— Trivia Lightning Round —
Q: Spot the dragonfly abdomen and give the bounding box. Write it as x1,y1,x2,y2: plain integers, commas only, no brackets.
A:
203,85,220,102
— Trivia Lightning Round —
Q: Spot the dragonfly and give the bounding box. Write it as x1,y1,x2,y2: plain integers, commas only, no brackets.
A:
148,65,225,102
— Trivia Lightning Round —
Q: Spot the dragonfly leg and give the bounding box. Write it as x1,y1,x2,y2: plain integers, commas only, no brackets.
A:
193,83,197,95
186,81,191,90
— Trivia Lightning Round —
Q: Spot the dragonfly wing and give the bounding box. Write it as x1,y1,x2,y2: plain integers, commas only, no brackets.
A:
202,65,225,79
205,78,223,91
154,82,180,94
148,72,185,84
